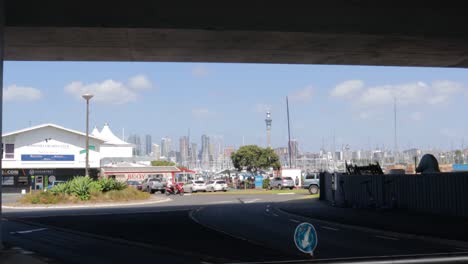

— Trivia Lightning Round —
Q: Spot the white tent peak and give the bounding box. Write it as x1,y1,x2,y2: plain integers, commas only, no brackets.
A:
99,123,130,145
91,125,100,137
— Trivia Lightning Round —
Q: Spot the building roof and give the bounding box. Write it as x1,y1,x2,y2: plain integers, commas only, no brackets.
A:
101,166,181,173
2,123,105,141
99,123,131,145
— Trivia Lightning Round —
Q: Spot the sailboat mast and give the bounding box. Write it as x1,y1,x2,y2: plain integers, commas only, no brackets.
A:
287,96,292,168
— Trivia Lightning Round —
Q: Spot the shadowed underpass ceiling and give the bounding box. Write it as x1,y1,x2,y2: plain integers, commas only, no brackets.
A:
4,1,468,67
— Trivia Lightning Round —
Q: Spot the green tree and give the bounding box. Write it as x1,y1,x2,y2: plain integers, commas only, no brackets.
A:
231,145,281,175
151,160,176,166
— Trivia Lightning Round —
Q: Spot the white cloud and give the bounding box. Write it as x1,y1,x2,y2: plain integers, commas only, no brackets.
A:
410,112,423,121
65,80,137,104
255,103,271,113
353,80,464,107
64,75,153,104
289,86,313,102
358,112,372,120
192,108,214,119
4,85,42,102
192,66,210,77
440,128,457,138
128,74,152,90
331,80,364,97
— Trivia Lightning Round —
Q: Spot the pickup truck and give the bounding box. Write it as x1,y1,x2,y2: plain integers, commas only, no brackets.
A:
141,178,166,194
302,173,320,194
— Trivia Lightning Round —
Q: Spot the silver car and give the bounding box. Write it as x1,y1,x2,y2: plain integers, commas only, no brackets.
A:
269,177,295,190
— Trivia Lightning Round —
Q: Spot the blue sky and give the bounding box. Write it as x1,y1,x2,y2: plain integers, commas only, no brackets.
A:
4,61,468,152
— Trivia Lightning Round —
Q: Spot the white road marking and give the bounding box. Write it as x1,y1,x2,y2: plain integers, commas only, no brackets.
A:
375,235,399,241
321,226,339,231
184,194,192,196
277,193,295,195
10,228,48,234
243,198,261,204
289,219,300,223
272,213,279,217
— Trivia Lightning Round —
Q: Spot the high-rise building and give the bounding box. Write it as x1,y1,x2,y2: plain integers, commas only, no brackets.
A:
201,135,211,169
223,146,236,158
161,137,172,159
265,111,272,148
152,144,161,160
145,134,152,156
288,139,299,167
190,143,198,167
127,134,142,156
179,136,189,166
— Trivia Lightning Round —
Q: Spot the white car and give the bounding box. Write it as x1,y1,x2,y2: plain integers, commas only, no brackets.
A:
184,180,207,193
206,180,228,192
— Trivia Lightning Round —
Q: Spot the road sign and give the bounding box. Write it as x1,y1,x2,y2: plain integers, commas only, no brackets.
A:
294,222,318,256
49,175,56,183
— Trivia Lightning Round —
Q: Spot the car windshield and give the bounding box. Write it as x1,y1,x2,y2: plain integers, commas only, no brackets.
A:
3,17,468,263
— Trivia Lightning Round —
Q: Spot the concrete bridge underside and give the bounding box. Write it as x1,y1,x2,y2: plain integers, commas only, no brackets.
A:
3,1,468,67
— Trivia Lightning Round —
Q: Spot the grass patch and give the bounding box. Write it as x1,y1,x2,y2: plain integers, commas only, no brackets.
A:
192,188,312,195
20,188,150,205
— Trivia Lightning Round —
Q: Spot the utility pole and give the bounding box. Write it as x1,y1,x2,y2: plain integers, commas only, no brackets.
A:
394,97,398,163
82,93,94,177
286,96,292,168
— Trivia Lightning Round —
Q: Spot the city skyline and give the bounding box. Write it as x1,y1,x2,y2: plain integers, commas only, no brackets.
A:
4,62,468,152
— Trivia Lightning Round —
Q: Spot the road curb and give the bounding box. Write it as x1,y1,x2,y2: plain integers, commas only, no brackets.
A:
2,197,172,210
276,207,468,249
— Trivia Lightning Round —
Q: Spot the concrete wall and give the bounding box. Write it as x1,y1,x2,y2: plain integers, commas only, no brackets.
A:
321,172,468,217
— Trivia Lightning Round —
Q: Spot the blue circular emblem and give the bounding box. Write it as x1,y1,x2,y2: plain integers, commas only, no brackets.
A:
294,222,318,255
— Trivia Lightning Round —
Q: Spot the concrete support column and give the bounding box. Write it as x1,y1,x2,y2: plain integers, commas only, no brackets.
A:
0,0,5,250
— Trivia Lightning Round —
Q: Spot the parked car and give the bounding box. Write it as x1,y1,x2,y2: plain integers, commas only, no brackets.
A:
183,180,207,193
268,177,294,190
302,173,320,194
126,180,142,190
141,178,165,194
206,180,228,192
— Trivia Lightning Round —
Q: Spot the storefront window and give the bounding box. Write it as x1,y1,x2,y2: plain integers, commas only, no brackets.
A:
2,176,14,185
18,176,29,186
5,143,14,159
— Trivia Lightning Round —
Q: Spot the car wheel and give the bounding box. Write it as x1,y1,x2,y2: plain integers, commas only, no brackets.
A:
223,190,227,192
161,189,165,194
309,185,319,195
150,189,155,194
290,187,294,190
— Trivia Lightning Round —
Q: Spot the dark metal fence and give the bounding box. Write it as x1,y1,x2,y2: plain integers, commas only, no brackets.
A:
320,172,468,217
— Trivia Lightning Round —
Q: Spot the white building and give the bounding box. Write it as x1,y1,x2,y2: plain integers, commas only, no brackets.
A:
2,123,133,192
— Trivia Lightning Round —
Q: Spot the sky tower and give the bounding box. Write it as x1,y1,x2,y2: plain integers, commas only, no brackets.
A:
265,111,272,148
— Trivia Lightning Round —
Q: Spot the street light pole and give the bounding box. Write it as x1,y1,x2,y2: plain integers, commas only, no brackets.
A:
82,93,93,177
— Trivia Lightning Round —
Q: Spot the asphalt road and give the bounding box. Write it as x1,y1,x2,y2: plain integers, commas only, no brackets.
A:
2,192,467,263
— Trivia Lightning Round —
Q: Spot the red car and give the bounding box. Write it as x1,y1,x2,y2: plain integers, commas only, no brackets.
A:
126,180,142,190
